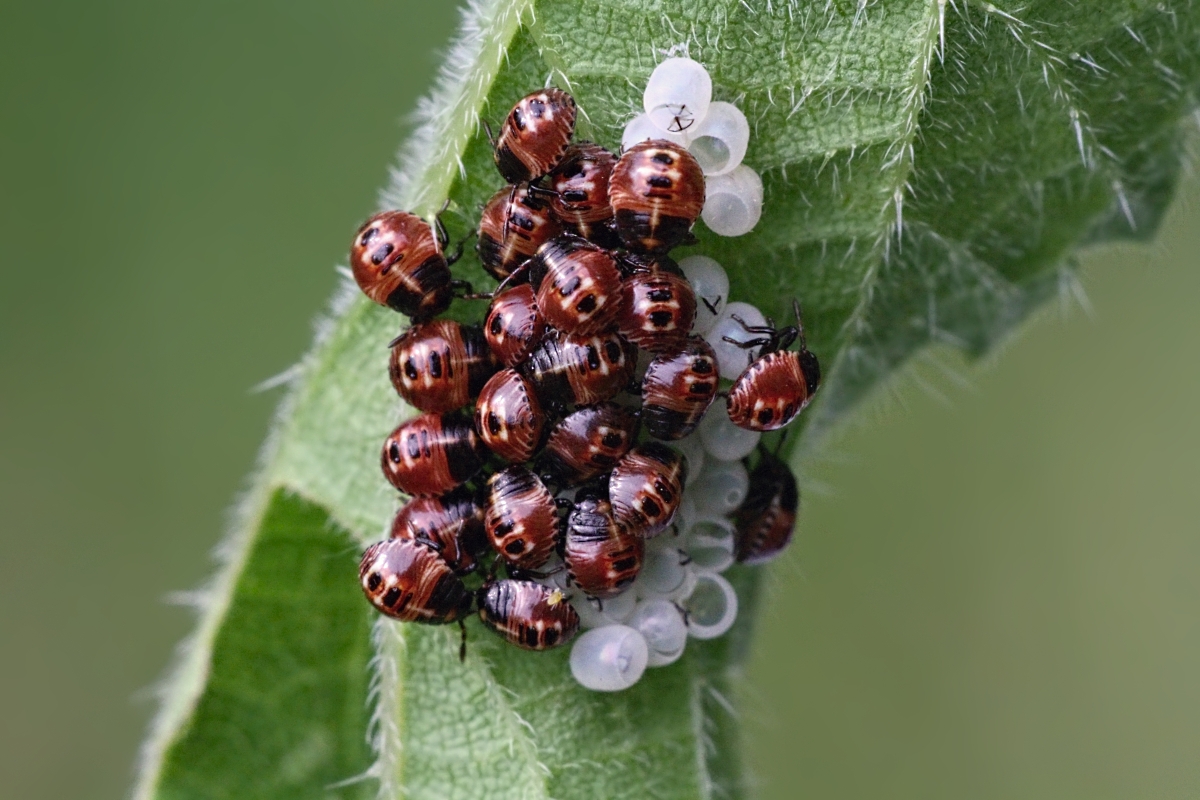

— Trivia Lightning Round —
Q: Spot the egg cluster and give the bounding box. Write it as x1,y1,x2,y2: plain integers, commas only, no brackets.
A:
623,57,763,238
350,58,818,691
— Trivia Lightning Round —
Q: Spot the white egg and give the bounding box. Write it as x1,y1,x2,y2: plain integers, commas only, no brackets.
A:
684,516,736,574
698,408,762,462
570,625,649,691
683,572,739,640
622,112,688,150
691,459,749,517
687,101,750,176
643,57,713,136
633,547,697,601
628,600,689,667
701,165,763,237
646,517,686,554
678,255,728,336
572,588,638,629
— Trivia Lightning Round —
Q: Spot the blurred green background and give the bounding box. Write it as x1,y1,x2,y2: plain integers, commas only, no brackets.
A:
1,2,1197,798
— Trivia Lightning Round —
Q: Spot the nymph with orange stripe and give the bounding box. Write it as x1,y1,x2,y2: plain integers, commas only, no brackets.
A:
473,368,547,464
477,183,563,281
359,538,473,624
492,88,577,184
609,140,705,254
733,446,800,565
522,328,637,410
723,301,821,432
349,210,458,321
547,141,618,245
640,336,719,440
564,488,644,599
388,320,498,414
483,466,564,574
608,442,687,537
528,235,625,335
388,487,488,576
617,258,698,353
483,283,546,368
380,411,485,497
535,402,639,487
477,578,579,651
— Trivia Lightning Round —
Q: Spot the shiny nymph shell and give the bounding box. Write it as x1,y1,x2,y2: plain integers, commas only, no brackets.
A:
388,320,499,414
609,140,705,254
389,487,488,575
548,142,618,242
477,579,580,650
564,496,644,599
726,348,821,432
474,368,546,464
484,283,546,367
477,183,563,281
536,402,640,486
641,336,719,440
484,466,561,572
528,236,624,335
350,210,453,320
381,412,484,497
359,538,473,623
617,268,698,352
494,88,577,183
609,442,688,537
733,450,799,564
522,329,638,409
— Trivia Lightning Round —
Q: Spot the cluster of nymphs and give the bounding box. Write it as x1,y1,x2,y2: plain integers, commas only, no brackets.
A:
349,58,818,691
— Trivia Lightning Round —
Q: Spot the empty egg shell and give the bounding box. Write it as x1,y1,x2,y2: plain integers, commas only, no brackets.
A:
687,101,750,176
701,165,763,237
643,57,713,136
570,625,650,691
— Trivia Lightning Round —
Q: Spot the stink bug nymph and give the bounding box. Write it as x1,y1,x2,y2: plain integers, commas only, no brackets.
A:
609,140,705,254
733,446,800,564
477,183,563,281
548,142,618,245
389,487,488,576
564,491,644,599
359,538,473,623
477,579,580,650
381,412,485,497
724,301,821,432
350,210,455,320
609,442,688,537
536,402,640,487
474,368,547,464
484,283,546,367
522,329,638,410
617,264,698,352
493,88,577,184
484,466,564,573
388,320,499,414
528,236,625,336
641,336,719,440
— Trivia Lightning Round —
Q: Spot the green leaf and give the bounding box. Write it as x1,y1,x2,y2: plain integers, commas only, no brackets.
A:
135,1,1200,798
142,489,374,800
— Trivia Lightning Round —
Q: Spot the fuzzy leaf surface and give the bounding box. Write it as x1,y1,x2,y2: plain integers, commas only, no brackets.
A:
136,1,1200,799
149,491,374,800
